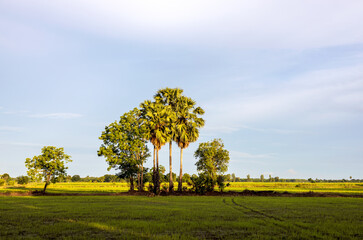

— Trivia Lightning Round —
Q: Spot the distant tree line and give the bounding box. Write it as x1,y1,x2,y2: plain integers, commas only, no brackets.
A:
5,88,360,194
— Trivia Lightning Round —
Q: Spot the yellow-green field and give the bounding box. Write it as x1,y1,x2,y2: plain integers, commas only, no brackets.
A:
1,182,362,195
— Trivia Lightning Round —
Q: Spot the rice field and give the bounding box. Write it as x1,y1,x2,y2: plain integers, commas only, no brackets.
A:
0,195,362,239
1,182,362,195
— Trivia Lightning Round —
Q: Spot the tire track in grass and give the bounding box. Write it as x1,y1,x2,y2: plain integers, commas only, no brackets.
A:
231,198,341,239
231,198,283,221
223,198,325,239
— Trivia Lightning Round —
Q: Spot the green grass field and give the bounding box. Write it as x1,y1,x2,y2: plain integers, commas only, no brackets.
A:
0,195,362,239
1,182,363,195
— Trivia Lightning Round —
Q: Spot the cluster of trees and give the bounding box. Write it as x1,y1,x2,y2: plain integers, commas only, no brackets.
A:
98,88,207,194
21,88,231,194
0,173,30,186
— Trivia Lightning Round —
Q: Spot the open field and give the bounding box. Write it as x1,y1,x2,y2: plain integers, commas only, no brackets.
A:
0,195,362,239
1,182,363,195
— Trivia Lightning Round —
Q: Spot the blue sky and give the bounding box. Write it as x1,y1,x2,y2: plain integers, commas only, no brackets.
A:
1,0,362,179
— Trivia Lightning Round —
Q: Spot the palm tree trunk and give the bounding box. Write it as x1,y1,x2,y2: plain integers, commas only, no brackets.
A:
178,148,183,192
152,146,156,192
169,141,173,192
156,149,160,194
130,176,134,191
141,161,144,191
137,168,140,191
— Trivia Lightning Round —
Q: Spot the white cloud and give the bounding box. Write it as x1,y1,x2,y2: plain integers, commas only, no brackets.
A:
1,0,363,49
2,110,30,115
205,64,363,127
29,113,82,119
287,169,297,176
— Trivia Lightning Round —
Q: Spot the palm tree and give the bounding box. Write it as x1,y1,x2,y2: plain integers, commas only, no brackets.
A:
154,88,183,192
174,96,205,192
140,100,175,194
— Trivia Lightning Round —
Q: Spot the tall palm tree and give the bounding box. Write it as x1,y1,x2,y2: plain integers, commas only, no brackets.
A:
154,88,183,192
174,96,205,192
139,100,175,194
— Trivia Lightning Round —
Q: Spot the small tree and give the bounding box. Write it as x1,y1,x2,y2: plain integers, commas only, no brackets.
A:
194,139,230,192
231,173,236,182
98,108,150,191
25,146,72,193
16,176,29,185
247,174,251,182
260,174,264,182
71,175,81,182
1,173,10,182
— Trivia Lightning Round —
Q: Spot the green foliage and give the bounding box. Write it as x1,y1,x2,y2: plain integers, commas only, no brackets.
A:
139,101,175,150
1,173,10,182
7,180,15,186
194,139,230,191
25,146,72,192
190,173,214,194
71,175,81,182
0,179,5,186
182,173,191,183
260,174,265,182
16,176,29,185
165,172,176,182
98,108,150,191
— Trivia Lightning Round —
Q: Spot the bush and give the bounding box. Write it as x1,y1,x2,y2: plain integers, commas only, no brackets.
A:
71,175,81,182
0,179,5,186
190,174,215,194
16,176,29,185
217,175,230,192
7,180,15,186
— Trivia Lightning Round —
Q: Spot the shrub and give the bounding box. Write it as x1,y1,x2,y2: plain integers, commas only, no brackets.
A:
7,180,15,186
16,176,29,185
0,179,5,186
190,174,214,194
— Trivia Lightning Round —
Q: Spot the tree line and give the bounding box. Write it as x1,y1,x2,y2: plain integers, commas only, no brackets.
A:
21,88,231,194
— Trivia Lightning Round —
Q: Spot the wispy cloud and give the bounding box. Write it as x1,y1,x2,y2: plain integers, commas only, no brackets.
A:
2,110,30,115
287,169,298,176
205,64,363,127
0,126,23,132
1,1,363,49
29,113,82,119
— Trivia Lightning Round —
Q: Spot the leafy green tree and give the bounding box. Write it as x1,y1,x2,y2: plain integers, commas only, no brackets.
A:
25,146,72,193
1,173,10,182
175,96,205,191
140,100,175,194
232,173,236,182
71,175,81,182
260,174,264,182
16,176,29,185
182,173,191,183
194,139,230,191
98,108,150,191
247,174,251,182
154,87,183,192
